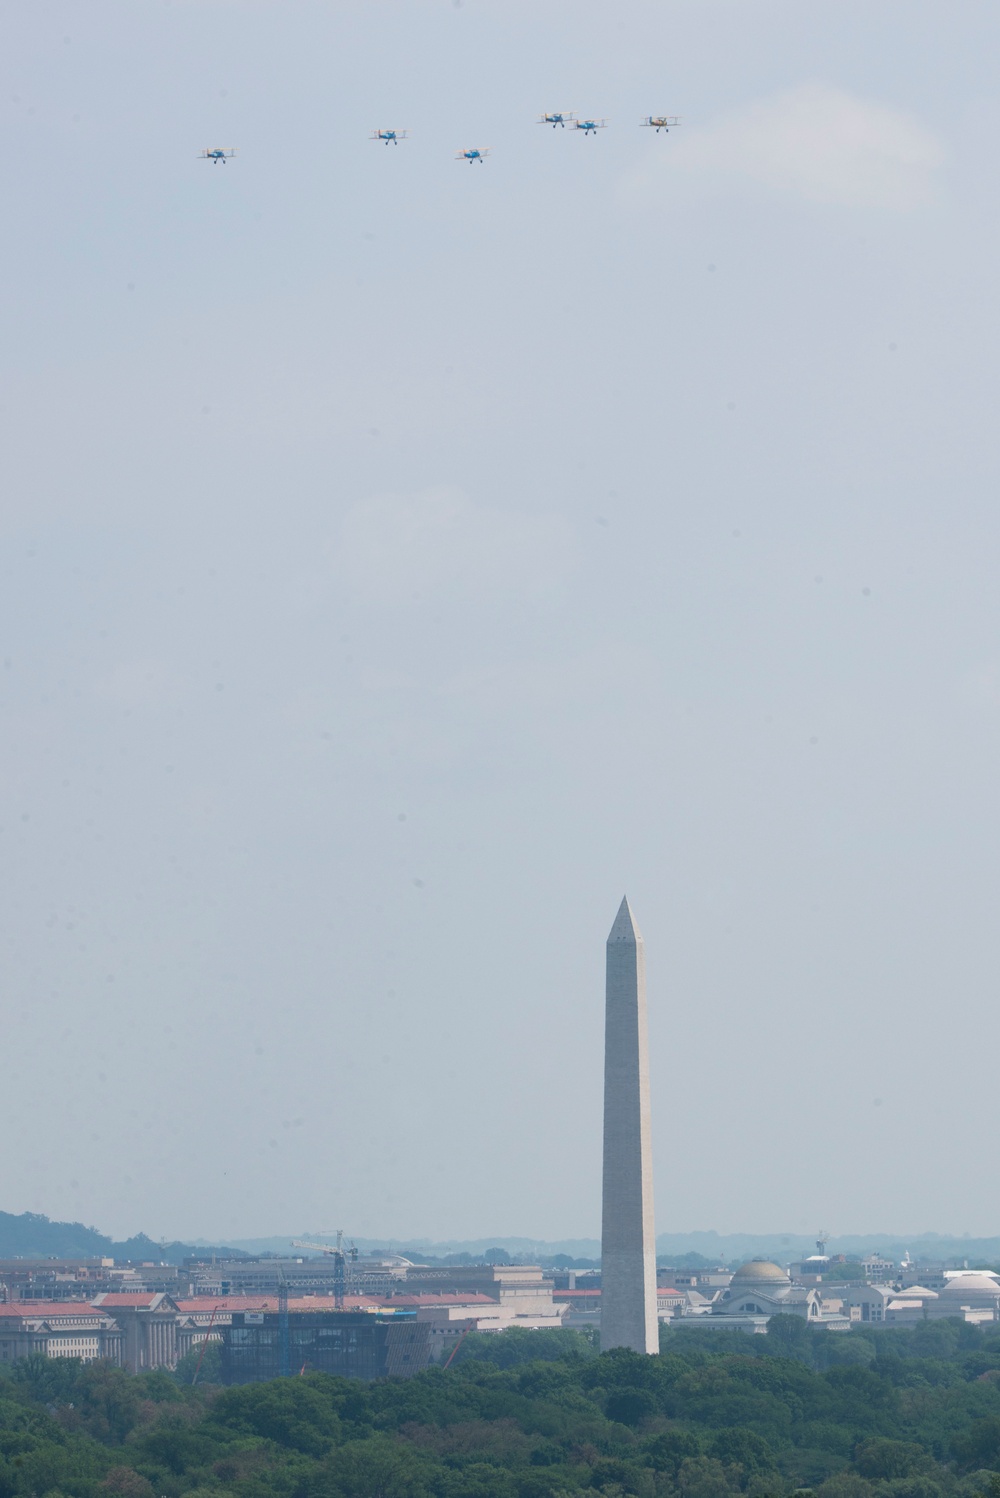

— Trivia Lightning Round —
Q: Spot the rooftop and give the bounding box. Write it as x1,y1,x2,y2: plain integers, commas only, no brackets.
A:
731,1260,790,1284
0,1302,110,1320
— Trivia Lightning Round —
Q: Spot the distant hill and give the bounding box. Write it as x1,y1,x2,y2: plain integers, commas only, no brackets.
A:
0,1212,243,1264
256,1231,1000,1267
653,1231,1000,1265
0,1212,111,1259
5,1213,999,1269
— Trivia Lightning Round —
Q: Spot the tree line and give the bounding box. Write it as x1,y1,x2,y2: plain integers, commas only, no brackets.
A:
4,1316,1000,1497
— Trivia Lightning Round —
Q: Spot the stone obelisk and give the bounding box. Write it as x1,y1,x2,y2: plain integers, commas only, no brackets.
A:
601,896,658,1353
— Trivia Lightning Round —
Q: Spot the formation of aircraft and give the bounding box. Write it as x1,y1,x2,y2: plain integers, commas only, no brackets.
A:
201,112,681,169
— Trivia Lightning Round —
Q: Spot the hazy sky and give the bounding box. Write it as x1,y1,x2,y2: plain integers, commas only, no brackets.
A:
3,0,1000,1245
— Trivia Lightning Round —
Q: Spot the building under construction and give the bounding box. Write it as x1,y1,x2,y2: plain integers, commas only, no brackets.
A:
219,1310,430,1383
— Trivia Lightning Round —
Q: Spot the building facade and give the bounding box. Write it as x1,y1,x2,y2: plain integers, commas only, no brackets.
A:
220,1311,430,1383
0,1302,121,1363
90,1294,179,1372
398,1265,558,1317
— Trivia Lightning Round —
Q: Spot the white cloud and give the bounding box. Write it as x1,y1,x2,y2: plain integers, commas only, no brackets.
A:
338,487,577,606
625,83,945,210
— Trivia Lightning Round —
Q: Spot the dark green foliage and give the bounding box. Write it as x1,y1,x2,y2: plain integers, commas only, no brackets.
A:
875,1480,946,1498
99,1465,158,1498
854,1440,933,1480
606,1388,658,1426
677,1455,738,1498
954,1419,1000,1471
644,1429,703,1475
209,1378,345,1454
3,1324,1000,1497
815,1475,875,1498
709,1427,778,1479
457,1329,598,1369
308,1434,432,1498
766,1317,813,1360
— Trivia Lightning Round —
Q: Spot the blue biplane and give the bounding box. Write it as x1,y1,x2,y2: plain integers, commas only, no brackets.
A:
200,148,236,164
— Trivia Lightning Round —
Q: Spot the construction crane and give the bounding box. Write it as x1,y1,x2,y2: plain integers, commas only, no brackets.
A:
290,1231,359,1309
278,1265,290,1378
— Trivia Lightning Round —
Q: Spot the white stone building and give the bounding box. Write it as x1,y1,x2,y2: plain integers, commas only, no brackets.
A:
674,1259,850,1332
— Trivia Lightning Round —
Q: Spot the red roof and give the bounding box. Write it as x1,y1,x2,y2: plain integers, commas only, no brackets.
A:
0,1302,108,1319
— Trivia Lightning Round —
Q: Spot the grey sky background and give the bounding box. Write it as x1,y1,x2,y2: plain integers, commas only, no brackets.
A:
2,0,999,1244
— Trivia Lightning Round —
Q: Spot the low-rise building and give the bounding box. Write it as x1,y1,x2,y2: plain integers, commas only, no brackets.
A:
822,1284,894,1325
900,1264,950,1290
789,1255,831,1284
400,1264,558,1318
886,1273,1000,1326
0,1259,185,1302
666,1270,733,1292
674,1260,851,1332
0,1302,121,1363
932,1274,1000,1323
90,1294,179,1372
861,1255,897,1283
220,1310,430,1383
656,1286,685,1319
885,1286,937,1324
190,1257,399,1298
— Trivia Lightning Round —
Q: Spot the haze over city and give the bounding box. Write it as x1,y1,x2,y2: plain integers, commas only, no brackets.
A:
3,0,1000,1245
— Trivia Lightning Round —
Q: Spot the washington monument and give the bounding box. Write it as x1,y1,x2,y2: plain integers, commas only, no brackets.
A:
601,896,658,1353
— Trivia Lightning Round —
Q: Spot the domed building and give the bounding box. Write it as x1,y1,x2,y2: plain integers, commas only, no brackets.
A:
708,1259,832,1325
885,1273,1000,1326
934,1274,1000,1317
731,1260,792,1289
